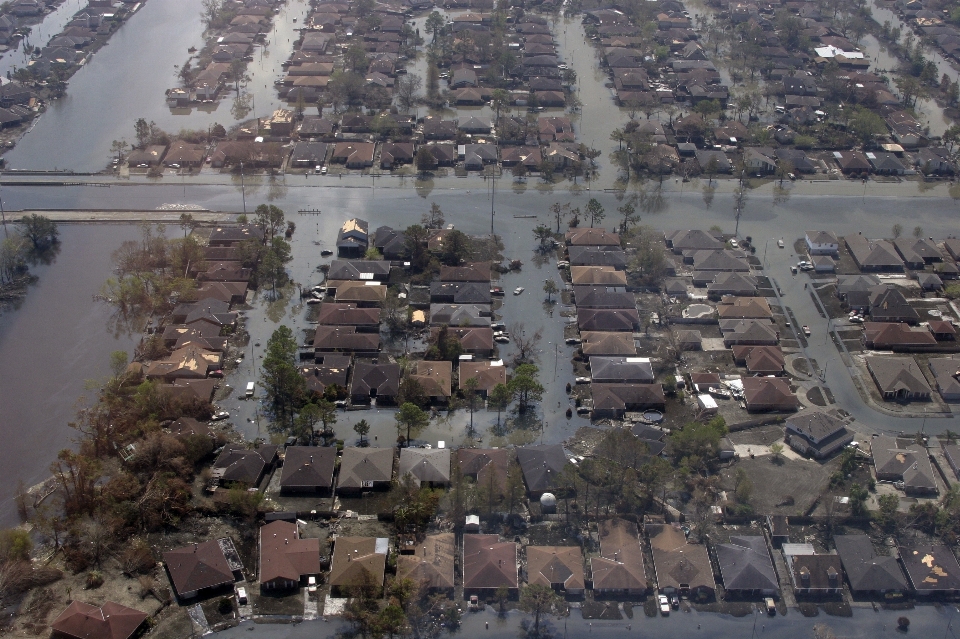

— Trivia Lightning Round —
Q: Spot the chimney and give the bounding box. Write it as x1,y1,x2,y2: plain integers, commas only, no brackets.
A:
800,566,810,585
827,567,838,584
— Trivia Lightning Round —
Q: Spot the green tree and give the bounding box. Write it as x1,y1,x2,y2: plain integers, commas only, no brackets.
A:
519,584,563,635
848,107,887,145
133,118,150,148
508,363,544,414
893,223,903,238
490,382,512,428
254,204,285,241
585,198,605,228
849,483,869,516
913,225,924,238
18,214,59,252
422,202,445,229
404,224,431,272
533,224,553,248
543,279,558,302
669,416,728,469
353,419,370,446
415,147,435,176
395,402,429,446
425,10,446,40
464,376,480,436
261,326,306,430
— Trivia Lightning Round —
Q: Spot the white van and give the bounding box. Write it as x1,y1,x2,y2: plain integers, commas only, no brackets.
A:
245,382,255,398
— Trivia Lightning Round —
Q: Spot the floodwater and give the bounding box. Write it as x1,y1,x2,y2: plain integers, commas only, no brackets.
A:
217,599,960,639
0,223,144,525
2,0,311,172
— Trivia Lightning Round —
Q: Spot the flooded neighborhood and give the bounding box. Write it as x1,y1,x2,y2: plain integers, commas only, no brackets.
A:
7,0,960,636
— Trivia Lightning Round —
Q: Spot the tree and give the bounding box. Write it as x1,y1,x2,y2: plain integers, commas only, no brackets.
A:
404,224,431,272
508,363,544,414
508,322,542,364
395,402,429,446
543,279,558,302
490,89,509,123
254,204,285,240
519,584,563,636
770,442,784,461
425,11,446,40
913,225,924,238
178,213,196,238
618,198,640,233
585,198,605,228
261,326,306,431
133,118,150,148
415,147,435,176
110,139,128,164
892,223,904,238
533,224,553,248
396,73,423,113
463,376,480,436
549,202,570,233
18,215,59,252
353,419,370,446
849,483,869,516
422,202,445,229
848,107,887,145
490,382,512,428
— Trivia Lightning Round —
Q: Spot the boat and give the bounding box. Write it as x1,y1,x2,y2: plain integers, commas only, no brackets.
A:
777,239,784,248
513,287,524,295
494,336,510,343
320,249,333,256
306,298,323,304
709,387,732,399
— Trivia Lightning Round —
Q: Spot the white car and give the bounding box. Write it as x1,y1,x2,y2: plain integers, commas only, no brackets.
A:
730,239,739,248
236,587,248,604
211,411,230,421
308,576,317,593
658,595,670,615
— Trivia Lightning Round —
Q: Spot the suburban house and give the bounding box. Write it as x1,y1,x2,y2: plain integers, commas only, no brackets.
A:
516,444,569,497
431,326,494,357
783,544,844,595
568,246,628,269
716,297,773,320
716,536,779,595
580,332,638,357
439,262,492,282
863,286,920,324
742,377,799,412
870,435,938,495
280,446,337,494
350,362,401,404
212,444,279,487
591,519,647,596
577,308,641,332
459,360,507,396
456,448,511,501
928,356,960,402
784,411,853,458
328,260,392,283
163,539,241,600
315,304,381,330
646,521,715,598
899,544,960,595
398,448,451,487
51,602,147,639
720,319,779,347
845,235,904,272
258,520,321,591
329,536,389,595
863,322,937,349
336,218,369,256
731,345,785,375
526,546,585,595
805,230,840,256
833,534,908,594
565,228,621,246
591,383,666,417
590,356,654,383
866,356,932,401
570,265,628,286
337,447,395,493
707,272,758,297
573,286,636,309
462,534,519,595
407,360,453,403
396,532,455,593
312,325,381,353
430,304,491,327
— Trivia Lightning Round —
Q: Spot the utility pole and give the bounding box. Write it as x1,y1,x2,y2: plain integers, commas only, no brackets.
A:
0,174,6,238
240,161,247,214
490,165,495,235
735,168,745,236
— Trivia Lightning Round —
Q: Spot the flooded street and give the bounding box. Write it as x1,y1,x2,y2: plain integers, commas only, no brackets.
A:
2,0,310,172
0,0,88,81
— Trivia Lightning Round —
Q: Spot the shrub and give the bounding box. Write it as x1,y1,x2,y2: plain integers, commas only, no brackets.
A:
86,571,104,589
120,542,155,576
898,616,910,629
218,597,233,614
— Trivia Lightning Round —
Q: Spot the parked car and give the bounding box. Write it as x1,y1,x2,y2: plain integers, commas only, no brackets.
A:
211,410,230,421
802,325,811,336
658,595,670,615
308,576,317,593
671,595,679,609
236,587,248,604
765,597,776,615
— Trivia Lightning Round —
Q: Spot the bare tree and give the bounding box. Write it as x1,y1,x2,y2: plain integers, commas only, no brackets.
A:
508,322,542,363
